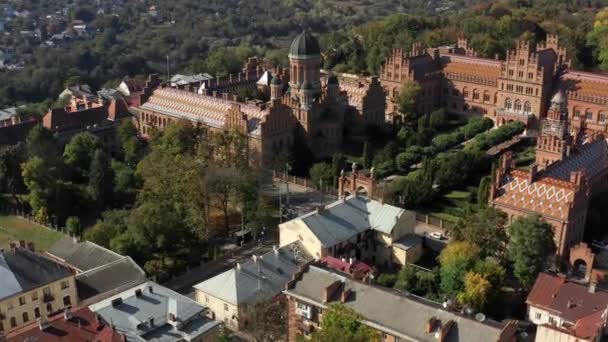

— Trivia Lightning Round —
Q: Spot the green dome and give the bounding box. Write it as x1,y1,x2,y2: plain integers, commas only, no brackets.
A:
290,30,320,57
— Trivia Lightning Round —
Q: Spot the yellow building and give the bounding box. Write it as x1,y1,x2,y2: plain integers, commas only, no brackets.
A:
0,243,77,335
279,195,419,268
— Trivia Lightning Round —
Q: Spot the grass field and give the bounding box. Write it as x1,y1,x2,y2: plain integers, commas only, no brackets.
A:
0,215,64,251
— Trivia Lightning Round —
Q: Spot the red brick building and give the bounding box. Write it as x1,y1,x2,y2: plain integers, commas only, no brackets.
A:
134,31,386,167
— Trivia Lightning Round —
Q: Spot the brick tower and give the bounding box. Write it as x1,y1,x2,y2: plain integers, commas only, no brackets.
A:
536,90,573,169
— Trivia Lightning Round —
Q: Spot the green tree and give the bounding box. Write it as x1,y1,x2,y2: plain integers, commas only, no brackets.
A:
397,80,421,121
66,216,82,237
310,163,334,190
243,300,287,342
452,206,507,259
26,124,59,163
84,210,130,248
88,149,114,207
331,152,346,186
21,157,53,219
117,119,143,166
456,272,491,311
63,132,101,179
438,241,480,298
0,144,25,204
309,304,379,342
394,265,419,291
362,141,372,169
477,176,491,207
508,215,556,288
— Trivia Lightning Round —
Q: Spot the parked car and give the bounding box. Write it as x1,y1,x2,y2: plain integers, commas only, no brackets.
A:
429,232,444,240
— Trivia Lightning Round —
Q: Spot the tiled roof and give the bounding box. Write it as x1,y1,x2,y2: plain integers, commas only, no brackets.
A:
139,88,268,135
193,242,311,305
321,256,374,275
441,54,501,81
282,195,407,247
494,139,608,220
285,266,515,342
562,71,608,102
0,119,38,146
527,273,608,330
6,307,123,342
43,99,130,133
0,247,73,301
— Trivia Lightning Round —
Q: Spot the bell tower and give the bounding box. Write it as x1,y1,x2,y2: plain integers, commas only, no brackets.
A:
536,90,572,169
288,30,321,97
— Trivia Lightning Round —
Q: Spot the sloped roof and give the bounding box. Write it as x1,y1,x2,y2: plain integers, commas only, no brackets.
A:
48,236,123,272
0,119,38,146
285,195,405,247
441,54,501,82
170,73,214,86
527,273,608,325
256,70,273,87
289,30,320,57
139,87,269,135
285,266,514,342
543,138,608,182
0,247,73,301
562,71,608,103
193,242,311,305
76,257,147,301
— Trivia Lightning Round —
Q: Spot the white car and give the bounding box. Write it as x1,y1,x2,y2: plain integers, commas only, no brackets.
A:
429,232,443,240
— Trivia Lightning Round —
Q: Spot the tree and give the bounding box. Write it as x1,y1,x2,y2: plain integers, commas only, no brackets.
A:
456,272,491,311
397,80,421,121
88,149,114,207
438,241,480,298
394,265,419,291
362,141,372,169
309,304,379,342
26,124,59,163
477,176,491,207
508,215,556,288
310,163,334,190
63,132,101,179
21,157,53,219
452,206,507,259
331,152,346,186
117,119,143,166
0,144,25,204
66,216,82,237
243,300,287,342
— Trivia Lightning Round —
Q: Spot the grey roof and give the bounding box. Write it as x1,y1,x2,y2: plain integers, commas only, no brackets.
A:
285,266,511,342
194,242,311,305
97,88,124,101
0,248,73,301
0,106,17,120
289,30,320,57
91,281,219,342
76,256,147,301
393,234,422,251
170,73,214,86
287,195,405,247
47,236,123,272
543,138,608,182
256,70,273,86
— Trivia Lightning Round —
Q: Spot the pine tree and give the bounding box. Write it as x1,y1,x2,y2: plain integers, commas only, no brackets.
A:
88,149,114,208
362,141,372,169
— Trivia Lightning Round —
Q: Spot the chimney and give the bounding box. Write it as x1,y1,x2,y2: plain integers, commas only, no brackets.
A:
111,298,123,307
426,317,437,333
439,320,455,342
570,171,582,186
236,262,241,270
27,242,35,251
349,257,354,265
528,164,538,184
567,298,576,308
273,245,279,256
63,307,72,320
148,286,154,294
19,240,26,248
135,289,143,297
9,242,16,250
149,318,155,327
323,281,342,303
340,288,351,303
589,282,597,294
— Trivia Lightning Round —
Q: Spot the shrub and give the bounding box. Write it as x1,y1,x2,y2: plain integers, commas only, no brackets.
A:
376,273,398,287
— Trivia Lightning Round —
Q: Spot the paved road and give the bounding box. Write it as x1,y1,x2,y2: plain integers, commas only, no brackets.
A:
164,240,276,297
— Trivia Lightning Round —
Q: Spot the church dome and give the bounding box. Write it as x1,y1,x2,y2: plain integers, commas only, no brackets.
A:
290,30,320,57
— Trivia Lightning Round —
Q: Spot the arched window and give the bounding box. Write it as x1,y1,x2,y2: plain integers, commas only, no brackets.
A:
523,101,532,113
599,111,608,123
472,89,479,100
63,296,71,307
514,100,522,112
505,98,512,110
483,91,490,102
573,107,581,118
22,312,29,323
585,109,593,122
462,87,469,98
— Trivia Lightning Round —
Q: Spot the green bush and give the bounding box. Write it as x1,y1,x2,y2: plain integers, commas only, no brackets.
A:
376,273,398,287
466,121,525,152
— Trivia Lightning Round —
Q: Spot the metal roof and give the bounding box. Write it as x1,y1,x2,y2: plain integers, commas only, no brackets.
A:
292,195,405,247
48,236,123,272
194,242,311,305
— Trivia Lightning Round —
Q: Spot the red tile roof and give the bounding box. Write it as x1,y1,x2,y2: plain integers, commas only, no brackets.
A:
527,273,608,323
6,307,123,342
321,256,374,276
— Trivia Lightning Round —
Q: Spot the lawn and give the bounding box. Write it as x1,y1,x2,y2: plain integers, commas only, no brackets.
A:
0,215,64,251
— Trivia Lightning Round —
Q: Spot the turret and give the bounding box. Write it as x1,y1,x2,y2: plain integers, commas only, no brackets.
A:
327,74,339,100
300,81,313,109
270,76,283,101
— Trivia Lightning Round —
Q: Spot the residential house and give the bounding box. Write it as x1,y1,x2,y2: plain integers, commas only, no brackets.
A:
5,306,123,342
0,242,77,335
169,73,214,92
45,236,147,305
193,242,311,330
279,195,418,268
526,272,608,342
283,264,519,342
89,281,221,342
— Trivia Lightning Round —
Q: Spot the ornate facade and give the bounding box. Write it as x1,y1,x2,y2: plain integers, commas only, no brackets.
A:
134,31,386,167
380,35,608,140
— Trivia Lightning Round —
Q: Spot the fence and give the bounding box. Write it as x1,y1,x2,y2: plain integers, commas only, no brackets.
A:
272,170,338,195
415,212,456,230
0,206,70,236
